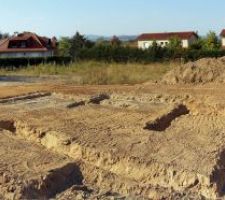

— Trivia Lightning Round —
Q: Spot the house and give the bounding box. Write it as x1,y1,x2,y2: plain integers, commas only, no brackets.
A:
0,32,57,58
220,29,225,48
137,31,198,49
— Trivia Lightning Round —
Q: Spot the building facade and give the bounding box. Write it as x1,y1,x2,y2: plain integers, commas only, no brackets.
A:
220,29,225,48
137,31,198,49
0,32,57,58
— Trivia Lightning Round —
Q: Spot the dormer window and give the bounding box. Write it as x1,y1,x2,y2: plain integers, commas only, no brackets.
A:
8,41,27,48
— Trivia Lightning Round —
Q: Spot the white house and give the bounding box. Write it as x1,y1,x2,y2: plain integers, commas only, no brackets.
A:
137,31,199,49
0,32,57,58
220,29,225,48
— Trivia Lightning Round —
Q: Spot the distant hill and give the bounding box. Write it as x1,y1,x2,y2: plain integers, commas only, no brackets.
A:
86,34,137,42
118,35,138,41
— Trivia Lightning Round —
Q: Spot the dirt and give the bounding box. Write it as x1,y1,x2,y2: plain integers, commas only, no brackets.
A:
162,57,225,84
1,77,225,199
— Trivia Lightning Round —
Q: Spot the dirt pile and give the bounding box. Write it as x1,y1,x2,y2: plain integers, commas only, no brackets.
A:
162,57,225,84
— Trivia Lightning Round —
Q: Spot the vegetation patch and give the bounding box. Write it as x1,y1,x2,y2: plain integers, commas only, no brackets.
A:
0,61,173,85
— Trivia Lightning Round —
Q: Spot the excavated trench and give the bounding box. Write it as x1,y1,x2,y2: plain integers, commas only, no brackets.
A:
89,93,110,104
5,119,223,199
211,149,225,196
0,93,224,199
0,120,16,133
0,92,52,104
67,101,86,109
22,163,84,199
144,104,190,131
66,93,110,109
0,119,91,199
0,118,173,199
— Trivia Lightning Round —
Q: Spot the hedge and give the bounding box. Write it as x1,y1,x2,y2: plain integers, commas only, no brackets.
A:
2,48,225,68
77,46,225,63
0,56,72,68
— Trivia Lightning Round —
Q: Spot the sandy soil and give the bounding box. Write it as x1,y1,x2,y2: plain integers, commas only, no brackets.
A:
163,56,225,84
1,82,225,199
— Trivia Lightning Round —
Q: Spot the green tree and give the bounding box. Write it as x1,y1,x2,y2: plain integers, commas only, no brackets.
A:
167,37,182,50
151,40,159,50
95,37,110,46
110,36,121,47
147,40,164,61
203,31,220,50
190,38,204,50
70,32,94,59
57,37,72,56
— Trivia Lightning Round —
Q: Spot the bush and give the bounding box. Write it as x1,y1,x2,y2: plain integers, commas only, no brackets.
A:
77,45,225,63
183,49,225,61
1,47,225,69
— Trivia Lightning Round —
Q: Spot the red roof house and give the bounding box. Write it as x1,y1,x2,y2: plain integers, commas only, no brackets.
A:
220,29,225,37
0,32,57,58
137,31,198,49
137,32,198,41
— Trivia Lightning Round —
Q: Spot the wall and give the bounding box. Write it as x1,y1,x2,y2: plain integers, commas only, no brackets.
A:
185,35,198,48
182,40,189,48
138,40,169,49
138,36,198,49
222,38,225,47
0,51,54,58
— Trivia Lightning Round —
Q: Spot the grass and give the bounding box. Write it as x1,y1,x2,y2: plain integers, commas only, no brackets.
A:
0,61,176,85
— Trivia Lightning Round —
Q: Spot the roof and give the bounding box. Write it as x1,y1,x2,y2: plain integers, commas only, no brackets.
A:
220,29,225,37
137,31,198,41
0,32,56,53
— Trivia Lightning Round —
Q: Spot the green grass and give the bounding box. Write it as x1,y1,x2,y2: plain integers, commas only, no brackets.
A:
0,61,175,85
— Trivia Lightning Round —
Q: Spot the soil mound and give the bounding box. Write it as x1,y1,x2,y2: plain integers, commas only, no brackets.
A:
162,57,225,84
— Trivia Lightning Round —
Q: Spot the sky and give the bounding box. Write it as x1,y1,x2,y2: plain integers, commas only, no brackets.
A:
0,0,225,38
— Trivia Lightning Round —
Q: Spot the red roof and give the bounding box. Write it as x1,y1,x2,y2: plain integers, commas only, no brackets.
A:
137,31,198,41
220,29,225,37
0,32,56,53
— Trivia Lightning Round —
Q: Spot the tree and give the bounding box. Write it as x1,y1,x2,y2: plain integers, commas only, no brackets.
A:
110,36,121,46
95,37,110,46
151,40,159,50
0,32,9,40
57,37,72,56
147,40,164,61
167,37,182,50
70,32,94,59
85,39,95,48
190,38,204,50
203,31,220,50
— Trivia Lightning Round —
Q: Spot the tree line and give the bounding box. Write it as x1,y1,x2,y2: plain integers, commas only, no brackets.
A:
56,31,225,63
0,30,224,63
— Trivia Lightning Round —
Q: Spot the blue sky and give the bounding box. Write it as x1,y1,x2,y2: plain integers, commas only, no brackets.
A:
0,0,225,37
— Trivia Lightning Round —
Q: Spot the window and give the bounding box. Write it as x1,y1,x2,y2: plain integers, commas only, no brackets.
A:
143,42,150,49
21,41,26,48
